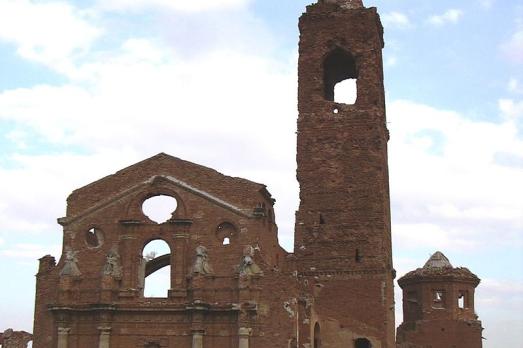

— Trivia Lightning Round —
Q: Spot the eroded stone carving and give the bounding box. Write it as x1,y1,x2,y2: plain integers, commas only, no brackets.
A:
192,245,213,275
60,247,81,277
103,248,122,278
239,245,262,276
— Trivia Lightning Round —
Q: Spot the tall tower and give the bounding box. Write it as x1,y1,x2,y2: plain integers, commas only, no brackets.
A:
396,252,483,348
295,0,395,347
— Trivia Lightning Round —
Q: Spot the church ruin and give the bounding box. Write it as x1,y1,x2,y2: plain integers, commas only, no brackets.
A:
31,1,483,347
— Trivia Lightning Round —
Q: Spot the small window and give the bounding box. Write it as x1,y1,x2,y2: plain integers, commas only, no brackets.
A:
355,338,372,348
216,222,237,245
407,291,418,303
433,290,445,308
85,227,104,248
355,248,362,263
458,291,467,309
314,323,321,348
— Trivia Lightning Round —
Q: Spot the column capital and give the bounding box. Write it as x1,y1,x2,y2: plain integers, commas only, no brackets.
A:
58,327,71,335
97,326,112,333
238,327,252,337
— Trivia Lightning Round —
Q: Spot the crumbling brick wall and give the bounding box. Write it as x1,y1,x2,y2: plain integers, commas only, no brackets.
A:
0,329,33,348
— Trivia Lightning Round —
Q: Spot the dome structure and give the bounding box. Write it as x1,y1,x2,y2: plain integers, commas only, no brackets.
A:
396,251,483,348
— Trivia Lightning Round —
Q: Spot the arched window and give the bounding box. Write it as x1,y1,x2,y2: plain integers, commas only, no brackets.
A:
323,47,358,104
142,195,178,223
314,322,321,348
141,239,171,297
354,338,371,348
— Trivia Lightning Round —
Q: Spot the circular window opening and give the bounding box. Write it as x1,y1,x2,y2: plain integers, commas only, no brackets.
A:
142,195,178,224
85,227,104,248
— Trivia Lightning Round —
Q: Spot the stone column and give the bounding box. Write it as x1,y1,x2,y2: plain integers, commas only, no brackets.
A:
238,327,251,348
98,326,111,348
57,327,70,348
191,330,204,348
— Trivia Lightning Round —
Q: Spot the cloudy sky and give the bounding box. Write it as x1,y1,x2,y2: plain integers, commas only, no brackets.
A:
0,0,522,346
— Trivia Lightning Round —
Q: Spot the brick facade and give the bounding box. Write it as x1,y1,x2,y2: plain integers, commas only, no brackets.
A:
31,1,482,348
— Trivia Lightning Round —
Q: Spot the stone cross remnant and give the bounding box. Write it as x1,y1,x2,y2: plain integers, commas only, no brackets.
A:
0,329,33,348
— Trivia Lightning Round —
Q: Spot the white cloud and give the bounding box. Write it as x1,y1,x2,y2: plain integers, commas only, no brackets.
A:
499,98,523,120
385,56,398,67
0,0,102,74
501,28,523,63
393,223,480,251
96,0,249,13
381,11,411,29
508,78,523,94
479,0,494,10
388,100,523,252
428,9,463,26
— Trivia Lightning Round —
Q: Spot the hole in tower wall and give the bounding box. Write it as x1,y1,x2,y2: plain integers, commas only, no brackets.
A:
355,248,362,263
334,78,357,104
458,291,466,308
354,338,372,348
142,195,178,224
323,47,358,104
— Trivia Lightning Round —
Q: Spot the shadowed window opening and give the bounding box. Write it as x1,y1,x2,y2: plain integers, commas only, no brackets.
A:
433,290,445,308
142,239,171,298
85,227,104,248
142,195,178,224
319,214,325,225
314,322,321,348
216,222,237,246
458,291,467,309
323,47,358,103
355,248,362,262
355,338,371,348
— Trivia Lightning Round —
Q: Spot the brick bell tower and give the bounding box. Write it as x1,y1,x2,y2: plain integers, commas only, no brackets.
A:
294,0,395,347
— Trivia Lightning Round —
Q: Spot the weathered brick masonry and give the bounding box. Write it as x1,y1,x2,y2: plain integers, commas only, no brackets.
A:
31,1,482,347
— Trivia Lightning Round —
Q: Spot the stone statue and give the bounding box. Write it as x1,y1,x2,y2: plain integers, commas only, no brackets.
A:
239,245,262,276
103,248,122,278
192,245,213,275
60,247,81,277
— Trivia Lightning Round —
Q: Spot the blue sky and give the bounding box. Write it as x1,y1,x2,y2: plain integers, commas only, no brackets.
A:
0,0,522,347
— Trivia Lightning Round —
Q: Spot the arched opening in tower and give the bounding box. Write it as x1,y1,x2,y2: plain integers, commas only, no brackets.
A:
323,47,358,104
